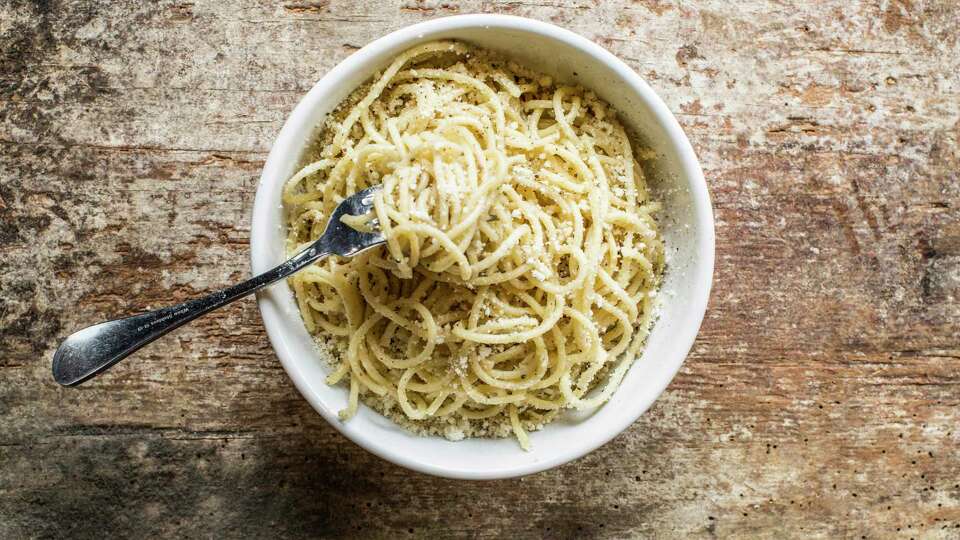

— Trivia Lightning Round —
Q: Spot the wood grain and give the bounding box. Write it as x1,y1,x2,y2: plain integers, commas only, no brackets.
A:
2,0,958,538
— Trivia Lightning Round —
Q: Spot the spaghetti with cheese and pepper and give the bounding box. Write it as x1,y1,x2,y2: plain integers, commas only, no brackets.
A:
283,41,664,449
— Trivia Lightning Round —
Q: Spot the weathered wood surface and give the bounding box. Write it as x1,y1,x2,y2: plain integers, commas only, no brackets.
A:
2,0,959,538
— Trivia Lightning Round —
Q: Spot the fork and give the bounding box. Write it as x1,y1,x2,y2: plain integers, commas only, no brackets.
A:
51,185,385,387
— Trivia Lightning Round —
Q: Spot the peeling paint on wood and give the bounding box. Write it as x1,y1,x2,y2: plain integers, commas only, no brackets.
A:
2,0,959,538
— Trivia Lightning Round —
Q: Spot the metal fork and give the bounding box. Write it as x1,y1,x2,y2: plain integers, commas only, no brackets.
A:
51,185,385,387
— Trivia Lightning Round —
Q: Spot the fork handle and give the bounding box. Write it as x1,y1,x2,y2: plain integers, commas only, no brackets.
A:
52,245,327,386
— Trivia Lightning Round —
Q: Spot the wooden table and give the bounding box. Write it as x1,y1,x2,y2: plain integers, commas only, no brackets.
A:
2,1,958,538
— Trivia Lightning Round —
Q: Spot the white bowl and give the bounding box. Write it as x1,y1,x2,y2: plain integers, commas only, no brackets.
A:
250,14,714,479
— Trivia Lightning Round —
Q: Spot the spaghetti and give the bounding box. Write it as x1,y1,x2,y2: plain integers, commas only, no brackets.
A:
283,41,664,449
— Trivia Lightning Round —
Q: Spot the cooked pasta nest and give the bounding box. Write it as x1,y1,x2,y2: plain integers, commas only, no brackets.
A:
283,41,664,448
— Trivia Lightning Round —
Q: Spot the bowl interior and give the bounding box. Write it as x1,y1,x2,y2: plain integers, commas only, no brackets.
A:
250,15,713,479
